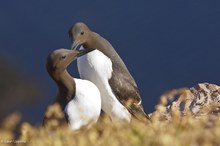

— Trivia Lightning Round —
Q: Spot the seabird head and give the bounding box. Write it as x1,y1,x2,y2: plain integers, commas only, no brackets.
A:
46,49,79,77
68,22,91,49
68,22,95,57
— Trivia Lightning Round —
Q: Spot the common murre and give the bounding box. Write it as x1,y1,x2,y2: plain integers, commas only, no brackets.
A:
68,22,150,122
45,48,101,130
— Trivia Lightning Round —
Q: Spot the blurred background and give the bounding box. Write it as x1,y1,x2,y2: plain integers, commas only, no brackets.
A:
0,0,220,124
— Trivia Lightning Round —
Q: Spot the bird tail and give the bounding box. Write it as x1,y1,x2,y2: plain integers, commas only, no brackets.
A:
128,103,151,123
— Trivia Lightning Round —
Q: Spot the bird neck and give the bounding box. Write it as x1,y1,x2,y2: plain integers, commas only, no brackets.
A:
83,32,102,50
54,70,76,104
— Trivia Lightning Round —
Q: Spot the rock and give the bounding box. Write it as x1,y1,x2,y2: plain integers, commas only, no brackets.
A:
151,83,220,120
189,83,220,115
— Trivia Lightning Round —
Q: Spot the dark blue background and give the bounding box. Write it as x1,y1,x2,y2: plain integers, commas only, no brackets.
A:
1,0,220,123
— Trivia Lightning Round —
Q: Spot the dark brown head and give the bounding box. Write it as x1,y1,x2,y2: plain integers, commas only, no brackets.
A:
46,49,79,79
68,22,91,50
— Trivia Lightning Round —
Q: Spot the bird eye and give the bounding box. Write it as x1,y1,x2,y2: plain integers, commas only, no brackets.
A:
61,55,66,59
80,31,84,35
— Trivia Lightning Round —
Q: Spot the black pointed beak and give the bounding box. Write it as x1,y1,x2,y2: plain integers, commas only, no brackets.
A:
77,49,92,57
71,41,92,57
69,50,80,61
69,48,88,59
71,41,81,50
71,40,94,57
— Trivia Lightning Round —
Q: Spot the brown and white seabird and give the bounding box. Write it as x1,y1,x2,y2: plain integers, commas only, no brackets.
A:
46,48,101,130
68,22,150,122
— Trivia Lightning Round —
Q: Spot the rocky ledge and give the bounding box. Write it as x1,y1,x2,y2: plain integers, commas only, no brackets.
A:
151,83,220,120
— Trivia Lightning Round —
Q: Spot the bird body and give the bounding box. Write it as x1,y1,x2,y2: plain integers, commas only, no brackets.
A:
77,47,131,122
65,78,101,130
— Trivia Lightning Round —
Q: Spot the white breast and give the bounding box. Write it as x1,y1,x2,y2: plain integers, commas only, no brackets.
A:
64,78,101,130
77,46,131,122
